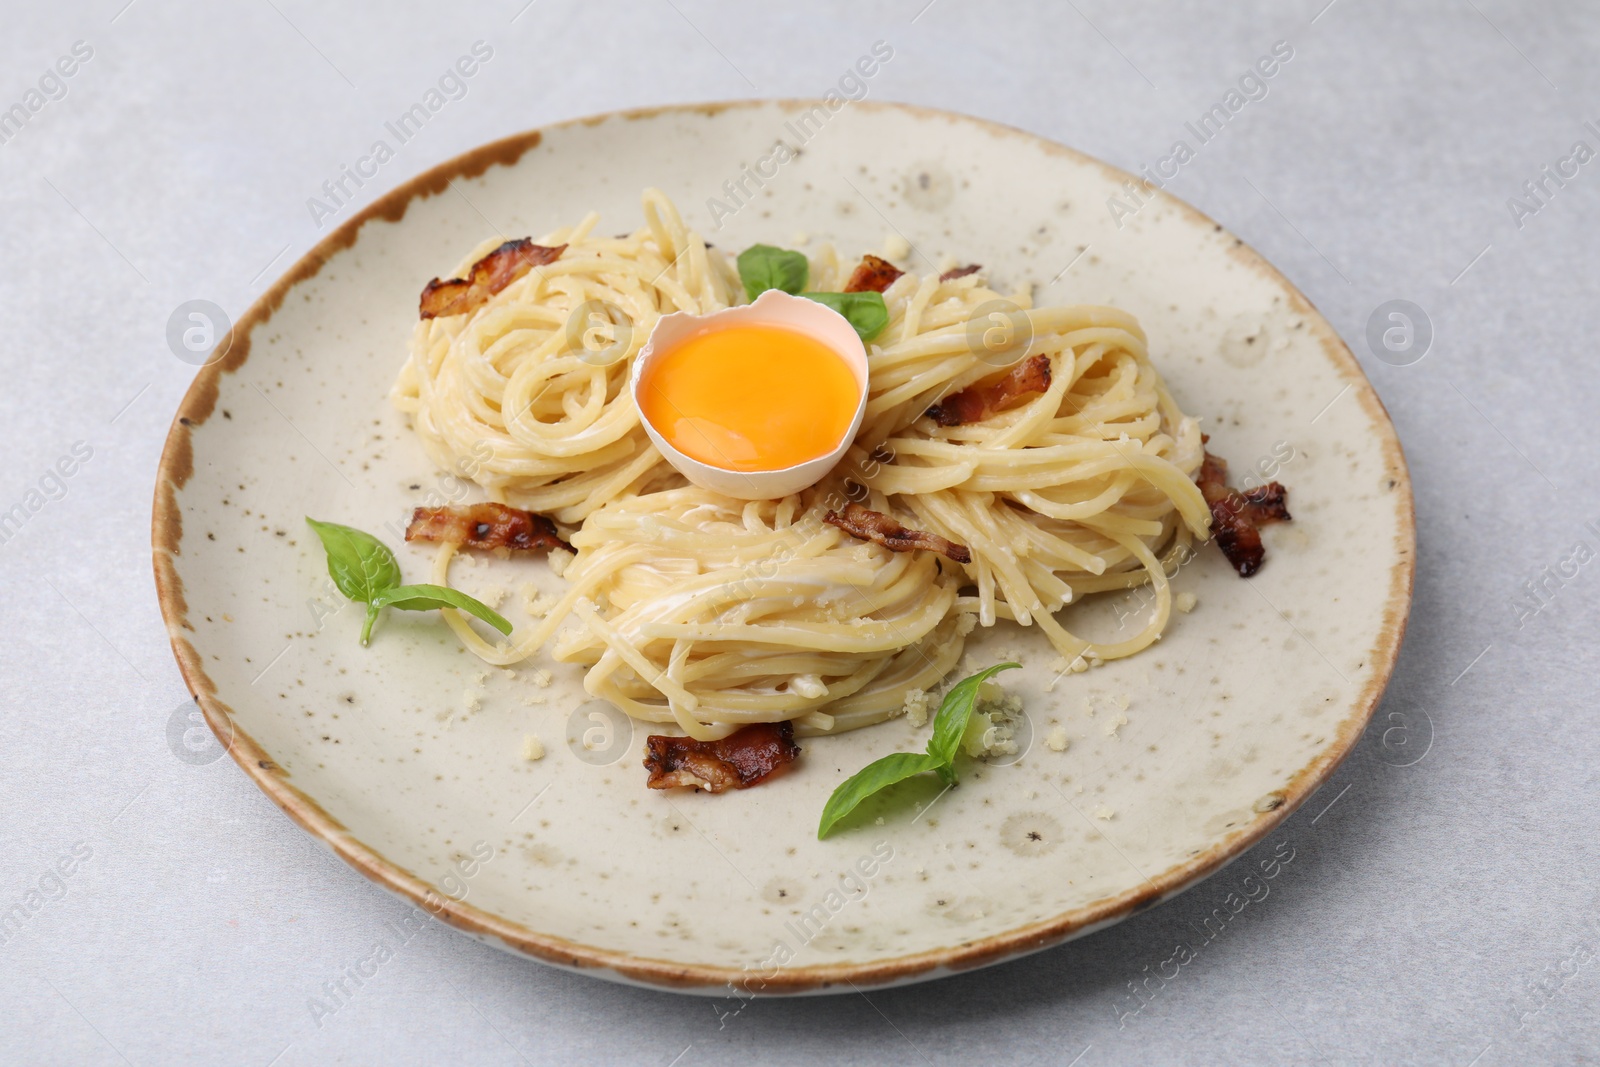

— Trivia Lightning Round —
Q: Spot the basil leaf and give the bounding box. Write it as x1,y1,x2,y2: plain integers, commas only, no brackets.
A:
305,518,401,603
372,583,513,636
737,244,809,301
926,662,1020,768
817,751,945,839
816,661,1022,838
802,291,889,342
305,520,511,647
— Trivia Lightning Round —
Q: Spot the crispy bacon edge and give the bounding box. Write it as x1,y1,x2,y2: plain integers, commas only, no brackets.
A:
939,264,981,282
823,502,972,564
843,254,905,293
1196,447,1292,578
925,353,1053,427
644,722,800,793
418,238,567,320
405,502,571,553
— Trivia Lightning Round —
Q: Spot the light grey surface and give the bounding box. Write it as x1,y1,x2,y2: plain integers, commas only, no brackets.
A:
1,1,1596,1064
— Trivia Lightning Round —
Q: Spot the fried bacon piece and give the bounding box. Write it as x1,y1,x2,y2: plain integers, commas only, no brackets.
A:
925,353,1053,427
644,722,800,793
418,238,567,320
823,502,971,564
405,502,570,552
843,254,905,293
1196,450,1292,578
939,264,981,282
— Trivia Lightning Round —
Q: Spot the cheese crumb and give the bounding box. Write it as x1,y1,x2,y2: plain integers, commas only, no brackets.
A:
1046,726,1070,752
882,234,910,260
792,231,810,246
791,674,827,699
462,690,481,712
1093,805,1115,820
903,688,933,727
530,668,552,688
548,548,575,577
520,694,546,706
1102,712,1127,738
477,585,506,610
963,679,1024,758
521,734,545,761
1176,591,1197,613
1045,656,1074,692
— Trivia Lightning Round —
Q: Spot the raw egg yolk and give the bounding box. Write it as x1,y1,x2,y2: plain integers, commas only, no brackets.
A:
639,324,859,472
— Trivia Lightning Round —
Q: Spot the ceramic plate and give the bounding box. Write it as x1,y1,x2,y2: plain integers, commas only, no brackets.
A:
153,101,1414,994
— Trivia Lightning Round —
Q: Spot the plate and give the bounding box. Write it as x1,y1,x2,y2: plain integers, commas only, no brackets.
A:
153,101,1414,994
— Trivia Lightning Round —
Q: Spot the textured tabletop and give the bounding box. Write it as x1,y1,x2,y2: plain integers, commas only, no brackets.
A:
2,1,1597,1064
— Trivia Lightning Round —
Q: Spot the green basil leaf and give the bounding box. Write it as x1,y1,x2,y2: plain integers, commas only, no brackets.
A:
737,244,809,301
305,518,402,604
926,662,1020,768
372,583,513,636
817,751,945,839
802,291,889,342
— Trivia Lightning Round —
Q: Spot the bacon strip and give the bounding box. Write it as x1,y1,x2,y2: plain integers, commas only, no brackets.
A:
843,254,905,294
1196,450,1292,578
405,503,570,552
926,354,1053,426
645,722,799,793
939,264,981,282
419,239,566,320
823,502,971,564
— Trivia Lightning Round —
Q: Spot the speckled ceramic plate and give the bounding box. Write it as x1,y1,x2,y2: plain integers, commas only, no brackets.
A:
153,101,1414,994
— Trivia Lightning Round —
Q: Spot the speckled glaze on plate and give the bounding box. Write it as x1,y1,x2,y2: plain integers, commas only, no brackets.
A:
152,101,1414,995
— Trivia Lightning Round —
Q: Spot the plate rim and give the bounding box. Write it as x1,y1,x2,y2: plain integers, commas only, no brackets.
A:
151,98,1417,994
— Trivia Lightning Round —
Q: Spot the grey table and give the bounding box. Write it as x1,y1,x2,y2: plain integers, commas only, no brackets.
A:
2,1,1596,1064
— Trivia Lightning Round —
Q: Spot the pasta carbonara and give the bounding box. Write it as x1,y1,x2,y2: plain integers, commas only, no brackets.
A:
392,190,1210,740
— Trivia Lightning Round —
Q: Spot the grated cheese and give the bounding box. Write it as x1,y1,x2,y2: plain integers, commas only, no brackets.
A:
963,679,1025,758
903,688,933,727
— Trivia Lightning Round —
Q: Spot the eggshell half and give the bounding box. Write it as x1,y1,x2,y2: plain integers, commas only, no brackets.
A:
630,288,870,500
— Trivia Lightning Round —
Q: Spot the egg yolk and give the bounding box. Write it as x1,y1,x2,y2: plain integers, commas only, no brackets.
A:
639,323,860,472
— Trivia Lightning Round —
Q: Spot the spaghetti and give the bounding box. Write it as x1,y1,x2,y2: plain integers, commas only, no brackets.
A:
391,188,739,525
395,190,1211,737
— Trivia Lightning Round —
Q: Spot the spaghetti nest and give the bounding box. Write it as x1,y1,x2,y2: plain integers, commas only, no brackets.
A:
391,188,739,525
397,190,1210,736
831,263,1210,670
